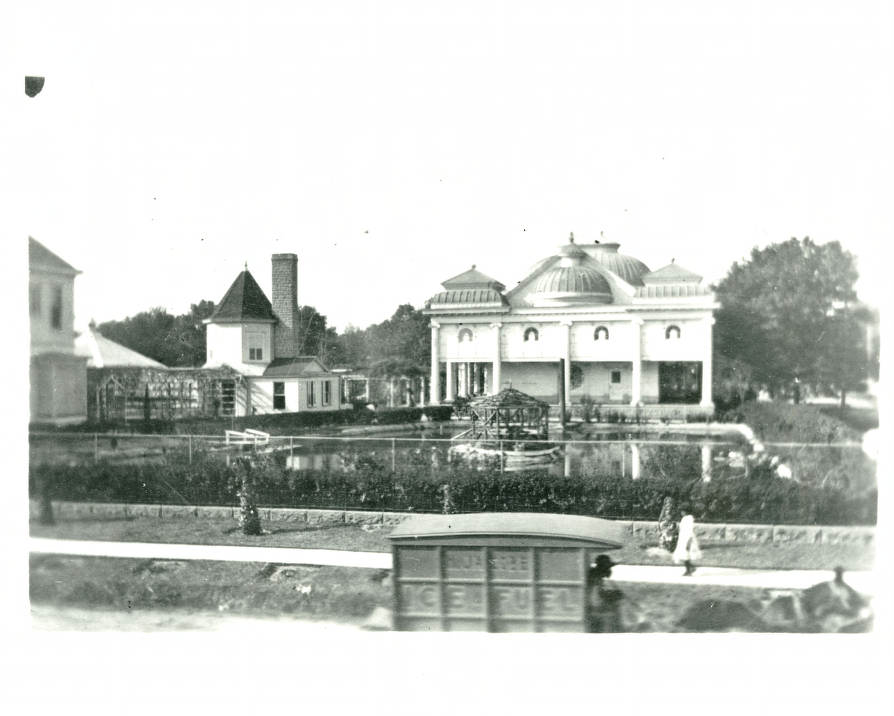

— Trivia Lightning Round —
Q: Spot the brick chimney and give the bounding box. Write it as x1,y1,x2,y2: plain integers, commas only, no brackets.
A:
271,253,299,358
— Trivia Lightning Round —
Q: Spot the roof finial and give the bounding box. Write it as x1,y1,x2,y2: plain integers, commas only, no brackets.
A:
244,261,248,271
569,232,575,243
671,257,675,263
471,264,476,270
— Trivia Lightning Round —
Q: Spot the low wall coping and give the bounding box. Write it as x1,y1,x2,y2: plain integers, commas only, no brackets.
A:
29,499,875,546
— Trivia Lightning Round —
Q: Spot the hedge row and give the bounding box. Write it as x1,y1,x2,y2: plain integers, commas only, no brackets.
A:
30,451,877,526
34,405,454,435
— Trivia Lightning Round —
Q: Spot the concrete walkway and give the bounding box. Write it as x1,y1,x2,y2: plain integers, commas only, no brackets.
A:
29,537,392,570
29,537,876,594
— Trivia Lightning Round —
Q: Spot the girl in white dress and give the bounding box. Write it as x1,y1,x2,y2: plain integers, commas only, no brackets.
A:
673,514,702,576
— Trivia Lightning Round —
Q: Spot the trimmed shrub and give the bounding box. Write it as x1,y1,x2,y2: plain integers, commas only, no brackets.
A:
30,449,877,526
35,404,453,436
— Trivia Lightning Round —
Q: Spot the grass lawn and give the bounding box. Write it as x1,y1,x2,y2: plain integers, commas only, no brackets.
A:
817,405,879,433
30,554,390,624
30,515,875,571
30,553,776,632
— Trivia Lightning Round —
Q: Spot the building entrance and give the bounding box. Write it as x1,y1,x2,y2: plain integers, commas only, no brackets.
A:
658,362,702,404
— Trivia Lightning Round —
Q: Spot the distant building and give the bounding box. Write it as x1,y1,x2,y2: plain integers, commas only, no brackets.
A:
76,323,167,370
424,235,719,419
29,237,88,425
203,253,342,415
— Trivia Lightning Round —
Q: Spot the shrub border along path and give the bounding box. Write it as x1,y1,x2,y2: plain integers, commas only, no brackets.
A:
31,500,876,547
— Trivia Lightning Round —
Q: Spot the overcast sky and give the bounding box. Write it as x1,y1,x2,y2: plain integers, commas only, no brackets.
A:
7,0,892,331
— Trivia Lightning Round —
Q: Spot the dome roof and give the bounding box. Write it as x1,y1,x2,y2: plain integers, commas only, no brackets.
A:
534,264,613,303
583,242,651,285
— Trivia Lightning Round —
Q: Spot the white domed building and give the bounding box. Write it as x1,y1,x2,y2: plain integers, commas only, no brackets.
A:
424,235,719,419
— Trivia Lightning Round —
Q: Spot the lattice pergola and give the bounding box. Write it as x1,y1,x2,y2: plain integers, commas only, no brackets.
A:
87,365,247,422
467,388,551,442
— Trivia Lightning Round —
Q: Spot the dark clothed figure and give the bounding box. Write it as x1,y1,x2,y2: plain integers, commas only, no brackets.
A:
587,555,650,632
657,496,678,552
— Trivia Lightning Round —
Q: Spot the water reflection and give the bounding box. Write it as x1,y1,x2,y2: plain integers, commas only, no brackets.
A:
280,433,741,481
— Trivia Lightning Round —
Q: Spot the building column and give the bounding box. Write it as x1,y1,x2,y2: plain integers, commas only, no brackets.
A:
701,317,715,408
490,323,502,394
462,362,470,397
631,317,643,406
445,361,455,402
630,443,641,480
561,320,572,407
430,322,440,405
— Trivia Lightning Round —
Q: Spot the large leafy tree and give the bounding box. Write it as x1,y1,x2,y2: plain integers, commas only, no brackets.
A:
98,300,216,367
335,304,430,372
818,306,870,408
714,237,867,403
295,305,340,364
365,304,431,369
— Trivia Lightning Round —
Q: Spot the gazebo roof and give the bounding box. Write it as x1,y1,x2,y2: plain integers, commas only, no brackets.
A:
470,388,549,410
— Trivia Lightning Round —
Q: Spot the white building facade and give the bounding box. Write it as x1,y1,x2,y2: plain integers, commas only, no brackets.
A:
29,237,88,425
425,236,718,419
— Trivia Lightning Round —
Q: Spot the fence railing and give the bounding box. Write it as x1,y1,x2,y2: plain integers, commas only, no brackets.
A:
28,429,877,522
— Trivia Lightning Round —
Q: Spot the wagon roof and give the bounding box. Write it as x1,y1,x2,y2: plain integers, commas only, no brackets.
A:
389,512,625,547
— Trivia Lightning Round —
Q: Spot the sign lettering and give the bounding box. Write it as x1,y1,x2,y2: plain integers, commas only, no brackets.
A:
444,549,485,578
490,550,530,580
492,585,531,616
444,584,484,615
537,586,580,616
400,583,439,614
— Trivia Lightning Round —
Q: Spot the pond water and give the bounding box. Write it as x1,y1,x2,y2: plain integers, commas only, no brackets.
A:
276,427,750,480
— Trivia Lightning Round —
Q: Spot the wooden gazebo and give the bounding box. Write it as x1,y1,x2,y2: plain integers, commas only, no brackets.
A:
467,388,551,442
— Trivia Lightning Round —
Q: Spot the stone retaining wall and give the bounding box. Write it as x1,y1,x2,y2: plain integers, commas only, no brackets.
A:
30,500,875,546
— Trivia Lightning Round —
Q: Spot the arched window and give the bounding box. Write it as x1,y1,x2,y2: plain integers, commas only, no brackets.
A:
665,325,681,340
457,327,474,343
523,327,539,342
594,326,609,341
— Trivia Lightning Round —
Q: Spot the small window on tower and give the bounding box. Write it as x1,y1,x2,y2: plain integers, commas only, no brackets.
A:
50,286,63,330
30,284,42,317
249,347,263,361
611,371,621,384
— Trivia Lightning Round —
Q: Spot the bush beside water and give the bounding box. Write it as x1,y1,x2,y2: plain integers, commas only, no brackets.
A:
715,402,863,444
31,405,454,435
30,448,877,526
